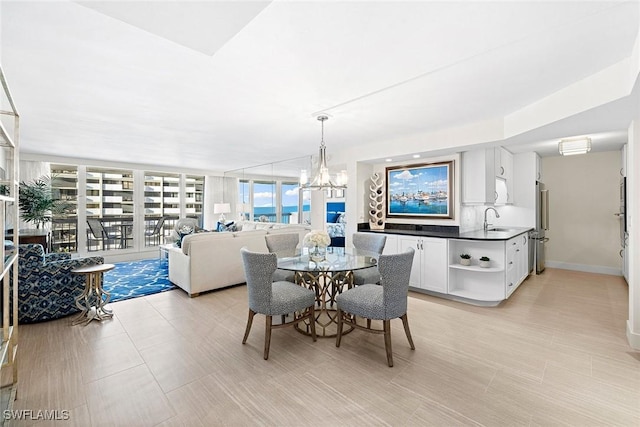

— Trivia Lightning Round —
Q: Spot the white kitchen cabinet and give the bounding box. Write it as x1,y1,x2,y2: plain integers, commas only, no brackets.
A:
621,144,627,177
506,234,529,297
535,153,543,181
448,234,528,304
398,236,448,293
462,147,513,205
381,233,398,255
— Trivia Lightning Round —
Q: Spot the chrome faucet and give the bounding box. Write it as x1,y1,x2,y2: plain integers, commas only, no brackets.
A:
483,207,500,231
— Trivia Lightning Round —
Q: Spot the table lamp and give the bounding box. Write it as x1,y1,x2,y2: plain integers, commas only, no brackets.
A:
213,203,231,223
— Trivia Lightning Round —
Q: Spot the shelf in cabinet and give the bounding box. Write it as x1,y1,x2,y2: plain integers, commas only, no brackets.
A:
449,263,504,273
448,288,503,303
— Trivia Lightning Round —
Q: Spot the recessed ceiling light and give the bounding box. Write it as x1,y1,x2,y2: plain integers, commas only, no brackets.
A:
412,154,420,159
385,158,392,162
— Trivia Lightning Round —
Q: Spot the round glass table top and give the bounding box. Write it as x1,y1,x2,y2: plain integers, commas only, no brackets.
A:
276,247,379,273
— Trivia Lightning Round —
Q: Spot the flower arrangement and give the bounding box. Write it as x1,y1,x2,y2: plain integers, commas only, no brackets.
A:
303,230,331,248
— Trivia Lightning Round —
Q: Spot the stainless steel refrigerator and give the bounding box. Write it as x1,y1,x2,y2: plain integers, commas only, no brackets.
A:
529,181,549,274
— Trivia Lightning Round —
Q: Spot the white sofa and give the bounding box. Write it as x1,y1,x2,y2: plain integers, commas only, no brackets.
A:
168,222,310,297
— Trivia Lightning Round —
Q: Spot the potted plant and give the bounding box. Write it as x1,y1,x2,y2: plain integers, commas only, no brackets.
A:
479,256,491,268
18,175,73,229
459,253,472,266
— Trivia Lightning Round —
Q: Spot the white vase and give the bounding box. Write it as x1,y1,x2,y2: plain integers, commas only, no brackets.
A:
479,260,491,268
309,245,326,263
460,257,471,266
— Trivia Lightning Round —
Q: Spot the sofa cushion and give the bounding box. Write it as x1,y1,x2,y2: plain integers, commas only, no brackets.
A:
181,232,234,255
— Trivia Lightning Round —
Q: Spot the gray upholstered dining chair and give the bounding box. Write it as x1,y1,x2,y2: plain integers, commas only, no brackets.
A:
335,247,415,367
352,232,387,286
265,233,299,282
240,247,317,360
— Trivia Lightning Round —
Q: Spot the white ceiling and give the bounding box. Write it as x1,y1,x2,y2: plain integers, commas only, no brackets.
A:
2,1,639,173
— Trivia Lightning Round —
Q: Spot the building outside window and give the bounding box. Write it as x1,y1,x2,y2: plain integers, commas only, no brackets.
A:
185,175,204,226
49,164,205,254
86,167,134,251
50,165,78,252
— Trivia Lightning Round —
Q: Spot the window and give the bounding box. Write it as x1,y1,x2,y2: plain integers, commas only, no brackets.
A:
50,165,78,252
253,181,276,222
239,180,250,220
86,168,134,251
185,175,204,224
49,164,206,254
144,172,180,247
281,182,308,224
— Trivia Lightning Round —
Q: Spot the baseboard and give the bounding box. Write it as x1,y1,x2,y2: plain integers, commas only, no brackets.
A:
545,261,622,276
627,320,640,350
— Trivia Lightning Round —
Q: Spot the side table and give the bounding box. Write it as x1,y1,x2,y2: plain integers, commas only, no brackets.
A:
159,243,175,262
71,263,116,325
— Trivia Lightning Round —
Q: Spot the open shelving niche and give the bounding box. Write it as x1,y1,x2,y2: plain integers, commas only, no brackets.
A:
448,239,506,303
0,64,20,416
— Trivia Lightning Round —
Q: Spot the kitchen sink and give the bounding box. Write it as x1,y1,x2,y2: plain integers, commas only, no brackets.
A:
487,227,518,232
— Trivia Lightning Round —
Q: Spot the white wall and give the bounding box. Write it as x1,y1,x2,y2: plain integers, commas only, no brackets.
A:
543,151,622,275
627,119,639,350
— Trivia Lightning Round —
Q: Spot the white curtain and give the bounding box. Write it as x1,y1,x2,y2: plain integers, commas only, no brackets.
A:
204,176,238,230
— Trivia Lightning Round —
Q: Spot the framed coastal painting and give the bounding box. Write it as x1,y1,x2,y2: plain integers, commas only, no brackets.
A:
386,160,454,219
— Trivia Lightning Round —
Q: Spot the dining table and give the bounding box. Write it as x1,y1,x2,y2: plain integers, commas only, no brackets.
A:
277,247,379,337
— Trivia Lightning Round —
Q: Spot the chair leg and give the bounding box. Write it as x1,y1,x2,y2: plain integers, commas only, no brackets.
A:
401,314,415,350
383,319,393,367
264,315,273,360
309,305,317,342
335,308,343,347
242,309,255,344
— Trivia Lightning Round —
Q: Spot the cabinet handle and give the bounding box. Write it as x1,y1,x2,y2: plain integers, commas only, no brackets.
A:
522,235,527,244
620,168,624,176
508,282,513,287
509,262,513,265
494,191,498,201
620,249,624,258
500,166,504,176
512,242,516,245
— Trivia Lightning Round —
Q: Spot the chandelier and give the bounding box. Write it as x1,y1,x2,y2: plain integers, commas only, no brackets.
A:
300,115,347,191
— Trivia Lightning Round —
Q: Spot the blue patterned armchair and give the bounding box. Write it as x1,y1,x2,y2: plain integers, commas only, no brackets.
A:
14,244,104,323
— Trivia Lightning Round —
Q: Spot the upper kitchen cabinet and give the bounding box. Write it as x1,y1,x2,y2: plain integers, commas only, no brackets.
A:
462,147,513,205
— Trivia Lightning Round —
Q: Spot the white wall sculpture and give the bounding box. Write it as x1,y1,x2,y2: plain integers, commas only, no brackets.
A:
369,173,385,230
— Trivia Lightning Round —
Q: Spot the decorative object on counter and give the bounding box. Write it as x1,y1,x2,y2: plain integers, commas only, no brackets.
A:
303,230,330,263
459,253,472,266
479,256,491,268
368,172,385,230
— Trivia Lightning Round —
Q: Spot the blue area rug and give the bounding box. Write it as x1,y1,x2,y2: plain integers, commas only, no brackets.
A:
103,258,175,303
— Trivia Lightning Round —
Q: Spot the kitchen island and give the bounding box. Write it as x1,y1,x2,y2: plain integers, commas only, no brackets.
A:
362,226,532,306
